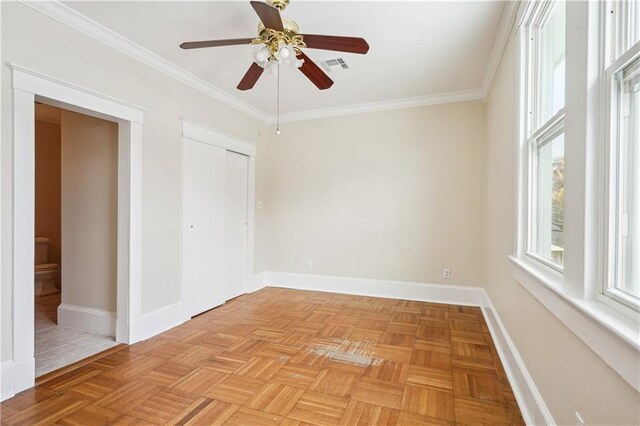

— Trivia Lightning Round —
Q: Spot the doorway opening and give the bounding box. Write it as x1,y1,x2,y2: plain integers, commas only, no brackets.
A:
7,65,144,399
34,103,119,377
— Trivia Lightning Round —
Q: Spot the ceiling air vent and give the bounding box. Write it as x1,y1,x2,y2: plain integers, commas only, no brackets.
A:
319,58,349,73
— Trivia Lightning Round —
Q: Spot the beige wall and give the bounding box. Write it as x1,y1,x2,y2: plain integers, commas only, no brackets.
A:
1,2,267,361
257,102,486,285
35,119,61,266
61,110,118,312
483,33,640,425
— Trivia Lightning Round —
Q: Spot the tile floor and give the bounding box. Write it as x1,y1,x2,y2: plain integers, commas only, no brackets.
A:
35,293,118,377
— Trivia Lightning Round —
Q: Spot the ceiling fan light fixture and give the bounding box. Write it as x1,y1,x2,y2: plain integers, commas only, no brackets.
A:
253,45,271,67
274,44,303,69
277,43,290,59
292,56,304,69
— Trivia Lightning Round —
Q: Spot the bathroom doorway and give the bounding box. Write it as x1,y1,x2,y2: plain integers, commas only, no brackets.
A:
34,103,119,377
7,67,142,398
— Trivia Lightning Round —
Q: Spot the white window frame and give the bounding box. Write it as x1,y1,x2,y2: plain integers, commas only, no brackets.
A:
519,0,566,274
526,111,565,273
607,0,640,63
600,2,640,313
513,1,640,393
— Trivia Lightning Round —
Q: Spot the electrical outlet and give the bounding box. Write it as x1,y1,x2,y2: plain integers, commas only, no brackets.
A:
575,412,585,425
443,269,451,279
257,201,263,210
307,260,313,270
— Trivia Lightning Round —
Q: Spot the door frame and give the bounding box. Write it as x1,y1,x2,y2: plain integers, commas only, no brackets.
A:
7,64,144,396
181,119,256,320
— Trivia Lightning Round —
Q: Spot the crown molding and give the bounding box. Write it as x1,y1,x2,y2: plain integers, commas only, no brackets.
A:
480,0,519,100
18,0,271,123
20,0,510,125
269,88,484,124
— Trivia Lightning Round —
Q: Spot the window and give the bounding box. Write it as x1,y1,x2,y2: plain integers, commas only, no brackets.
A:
604,1,640,309
512,0,640,393
532,129,565,266
608,0,640,62
524,0,566,270
535,1,566,127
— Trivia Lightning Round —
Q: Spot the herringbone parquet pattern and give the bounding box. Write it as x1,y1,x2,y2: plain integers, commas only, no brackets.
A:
0,287,524,425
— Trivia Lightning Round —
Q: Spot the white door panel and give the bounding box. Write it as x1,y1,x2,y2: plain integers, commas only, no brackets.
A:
225,151,249,301
183,138,226,317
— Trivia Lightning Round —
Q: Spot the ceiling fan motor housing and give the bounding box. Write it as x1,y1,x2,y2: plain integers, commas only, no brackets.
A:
257,17,300,35
255,18,305,56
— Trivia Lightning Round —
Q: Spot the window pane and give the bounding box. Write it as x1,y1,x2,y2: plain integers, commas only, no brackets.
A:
533,132,565,266
612,56,640,300
612,0,640,60
537,1,566,127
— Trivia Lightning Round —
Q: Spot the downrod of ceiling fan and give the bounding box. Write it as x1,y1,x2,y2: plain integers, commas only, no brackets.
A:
267,0,289,11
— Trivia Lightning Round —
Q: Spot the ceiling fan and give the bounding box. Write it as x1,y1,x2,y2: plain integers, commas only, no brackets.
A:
179,0,370,91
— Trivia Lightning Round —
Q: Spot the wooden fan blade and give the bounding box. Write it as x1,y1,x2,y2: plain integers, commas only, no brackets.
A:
180,38,254,49
297,51,334,90
300,34,370,54
237,62,265,90
250,1,284,31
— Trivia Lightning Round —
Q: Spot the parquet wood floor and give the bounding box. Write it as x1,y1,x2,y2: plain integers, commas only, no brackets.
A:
0,287,525,425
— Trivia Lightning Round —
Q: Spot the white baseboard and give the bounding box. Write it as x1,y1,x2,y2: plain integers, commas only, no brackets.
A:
1,360,15,401
262,271,486,306
252,270,554,426
1,357,35,402
130,302,183,343
481,292,555,425
57,304,116,337
247,271,268,293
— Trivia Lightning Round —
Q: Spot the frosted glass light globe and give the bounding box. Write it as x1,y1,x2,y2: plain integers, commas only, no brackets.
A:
278,45,290,59
255,48,270,63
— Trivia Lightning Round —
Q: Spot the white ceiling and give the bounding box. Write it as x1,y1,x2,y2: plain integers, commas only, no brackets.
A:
63,1,505,115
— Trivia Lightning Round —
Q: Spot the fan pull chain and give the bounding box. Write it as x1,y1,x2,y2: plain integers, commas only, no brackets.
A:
276,61,281,136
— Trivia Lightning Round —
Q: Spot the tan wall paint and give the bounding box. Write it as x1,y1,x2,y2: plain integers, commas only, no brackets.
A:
483,33,640,425
35,120,62,266
1,2,266,361
61,110,118,312
257,102,486,285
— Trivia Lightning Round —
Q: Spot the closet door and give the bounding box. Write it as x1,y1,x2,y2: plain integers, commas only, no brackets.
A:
183,139,226,317
225,151,249,301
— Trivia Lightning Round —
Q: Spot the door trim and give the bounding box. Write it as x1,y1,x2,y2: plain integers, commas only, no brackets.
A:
182,120,256,157
181,120,256,320
5,64,144,399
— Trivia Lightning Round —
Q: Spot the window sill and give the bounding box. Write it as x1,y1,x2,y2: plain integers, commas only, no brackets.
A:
509,255,640,392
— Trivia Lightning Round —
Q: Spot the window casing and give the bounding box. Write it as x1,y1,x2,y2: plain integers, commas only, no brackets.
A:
603,1,640,311
523,0,566,272
514,0,640,393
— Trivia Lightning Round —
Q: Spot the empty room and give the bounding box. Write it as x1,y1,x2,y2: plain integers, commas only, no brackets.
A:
0,1,639,425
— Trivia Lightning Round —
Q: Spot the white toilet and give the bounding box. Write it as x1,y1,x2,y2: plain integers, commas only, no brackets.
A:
35,237,60,296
